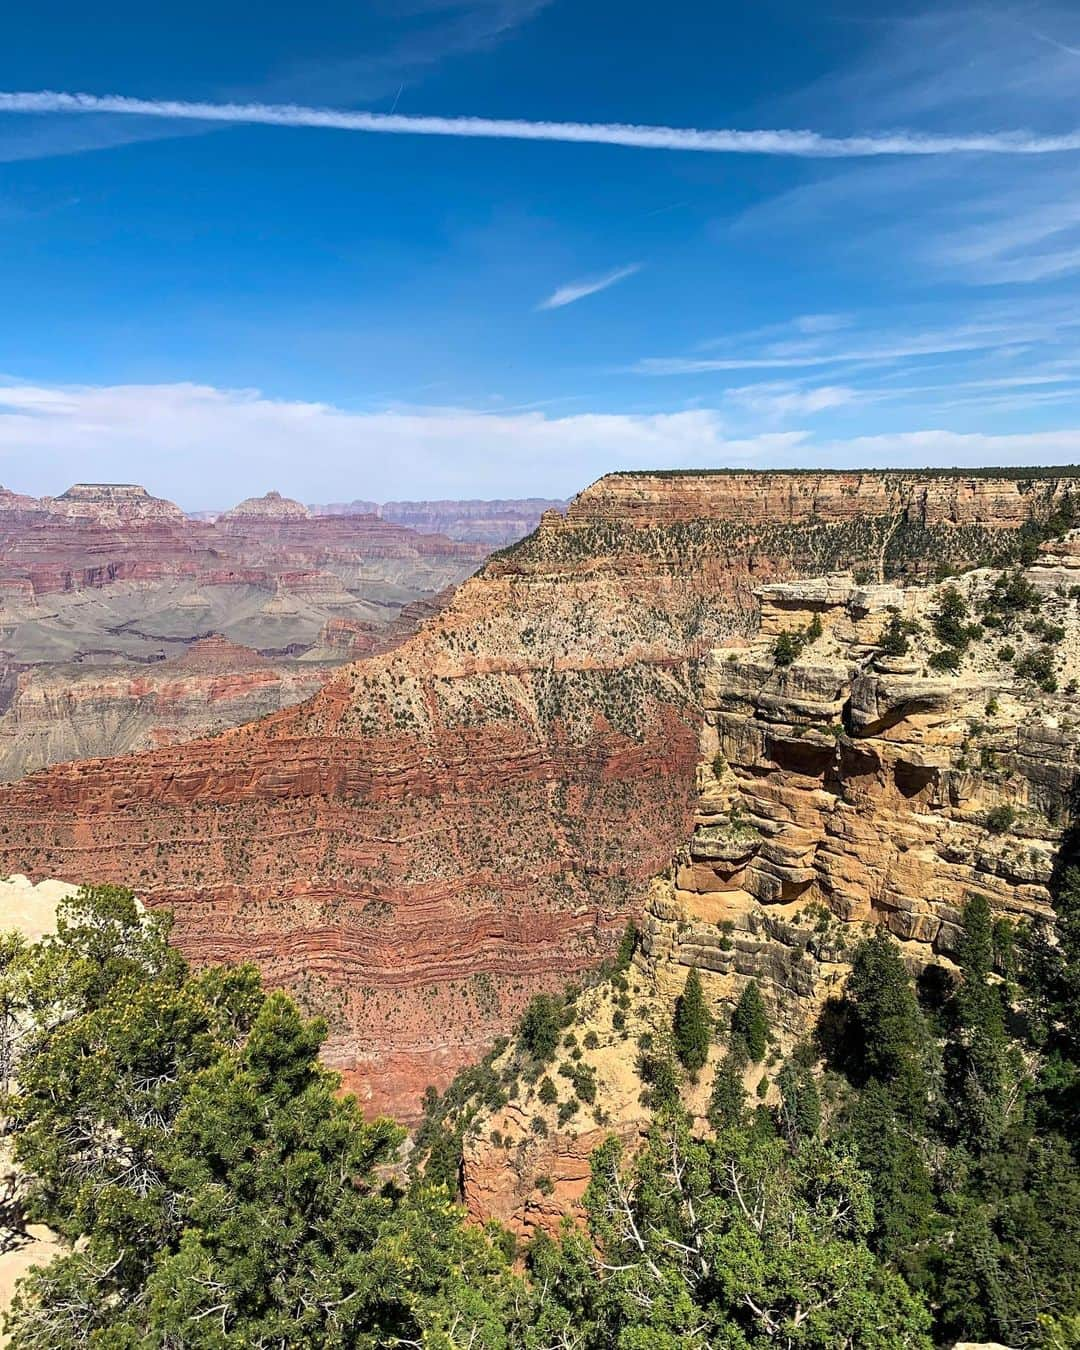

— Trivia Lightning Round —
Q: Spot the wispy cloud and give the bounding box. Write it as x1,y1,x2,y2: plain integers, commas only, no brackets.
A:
793,313,851,335
632,298,1080,381
538,263,641,310
6,90,1080,158
633,327,1037,376
730,8,1080,289
724,383,858,418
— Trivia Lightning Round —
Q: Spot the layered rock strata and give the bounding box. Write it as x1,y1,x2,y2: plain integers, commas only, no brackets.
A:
0,483,485,773
0,471,1077,1120
0,636,336,781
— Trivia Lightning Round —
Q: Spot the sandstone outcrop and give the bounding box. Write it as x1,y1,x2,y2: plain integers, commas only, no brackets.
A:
219,490,312,522
42,482,186,524
0,470,1076,1121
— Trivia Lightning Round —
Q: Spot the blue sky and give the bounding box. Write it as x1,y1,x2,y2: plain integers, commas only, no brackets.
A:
4,1,1080,507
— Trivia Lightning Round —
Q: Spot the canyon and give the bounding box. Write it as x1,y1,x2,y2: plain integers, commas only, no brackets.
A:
0,469,1076,1122
0,483,486,774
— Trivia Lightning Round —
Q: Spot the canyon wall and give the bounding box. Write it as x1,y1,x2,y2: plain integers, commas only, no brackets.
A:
0,470,1076,1121
461,532,1080,1238
0,636,337,781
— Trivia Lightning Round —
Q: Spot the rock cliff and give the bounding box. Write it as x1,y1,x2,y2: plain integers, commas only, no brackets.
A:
219,490,312,522
43,483,187,524
459,532,1080,1237
0,470,1076,1121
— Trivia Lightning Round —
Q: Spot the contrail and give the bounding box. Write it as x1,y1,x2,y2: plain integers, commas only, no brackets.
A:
4,89,1080,158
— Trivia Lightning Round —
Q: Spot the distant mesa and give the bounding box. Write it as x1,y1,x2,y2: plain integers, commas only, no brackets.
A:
44,482,186,522
0,484,41,515
220,490,312,522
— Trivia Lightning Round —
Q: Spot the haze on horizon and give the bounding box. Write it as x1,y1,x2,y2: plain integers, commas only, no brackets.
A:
4,0,1080,509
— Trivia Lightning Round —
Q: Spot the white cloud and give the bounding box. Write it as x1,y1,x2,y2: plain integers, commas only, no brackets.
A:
2,378,1080,508
634,302,1080,381
0,379,791,504
537,264,641,310
728,9,1080,290
7,89,1080,159
793,313,851,335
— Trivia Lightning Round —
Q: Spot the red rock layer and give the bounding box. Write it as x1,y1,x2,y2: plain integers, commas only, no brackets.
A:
0,470,1076,1120
0,636,335,781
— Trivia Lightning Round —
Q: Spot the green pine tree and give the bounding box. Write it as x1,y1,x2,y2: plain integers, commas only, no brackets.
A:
614,920,639,972
707,1051,747,1132
846,928,928,1123
673,967,711,1073
839,931,936,1265
732,980,769,1062
518,992,562,1061
777,1061,821,1147
948,894,1012,1153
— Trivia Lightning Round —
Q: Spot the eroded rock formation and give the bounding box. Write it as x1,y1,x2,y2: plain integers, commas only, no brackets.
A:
460,534,1080,1237
0,636,337,781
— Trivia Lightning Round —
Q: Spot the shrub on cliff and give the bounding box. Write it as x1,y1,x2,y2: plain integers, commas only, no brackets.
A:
773,630,802,666
517,992,562,1061
614,919,638,972
1015,644,1059,692
931,584,972,648
985,803,1017,835
928,646,962,673
878,610,919,656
